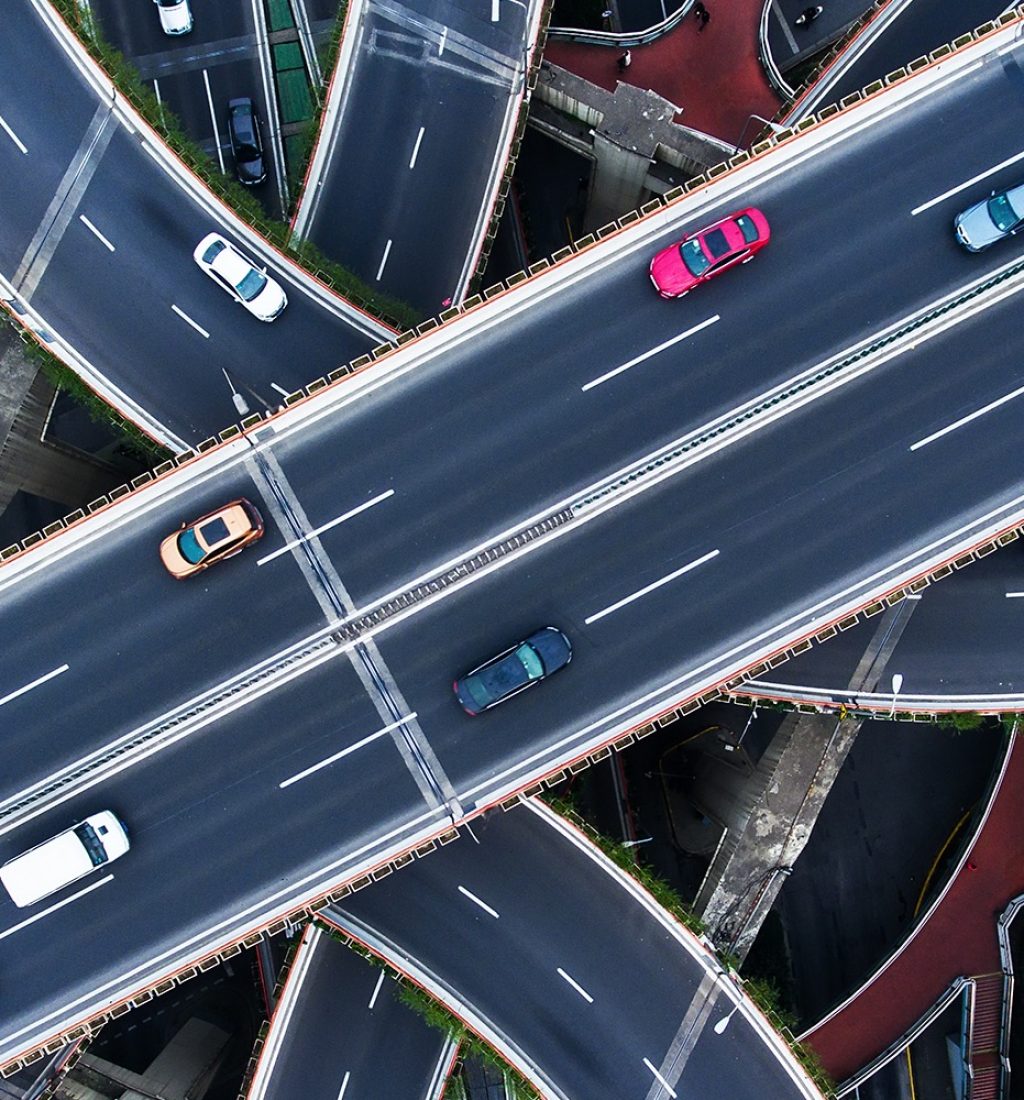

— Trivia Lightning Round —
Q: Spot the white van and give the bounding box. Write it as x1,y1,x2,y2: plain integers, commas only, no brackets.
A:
0,812,129,908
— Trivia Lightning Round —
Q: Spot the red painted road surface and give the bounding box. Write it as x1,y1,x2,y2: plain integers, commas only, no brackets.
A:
544,5,781,146
803,732,1024,1082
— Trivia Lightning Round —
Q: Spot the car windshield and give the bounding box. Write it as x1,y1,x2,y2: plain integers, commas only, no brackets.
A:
176,526,207,564
679,238,709,277
235,267,268,301
157,0,183,6
236,143,260,161
74,823,108,867
735,214,760,244
988,192,1023,232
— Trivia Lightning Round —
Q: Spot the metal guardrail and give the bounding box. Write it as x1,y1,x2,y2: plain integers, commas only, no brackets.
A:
574,255,1024,514
548,2,692,47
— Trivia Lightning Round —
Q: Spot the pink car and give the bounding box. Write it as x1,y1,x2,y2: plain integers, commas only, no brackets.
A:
649,208,770,298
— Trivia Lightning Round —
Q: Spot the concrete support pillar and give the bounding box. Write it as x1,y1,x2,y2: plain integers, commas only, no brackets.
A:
695,711,862,962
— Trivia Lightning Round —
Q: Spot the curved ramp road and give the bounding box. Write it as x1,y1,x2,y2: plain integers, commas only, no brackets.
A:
782,0,1011,120
0,1,387,445
292,0,545,315
3,15,1024,1068
739,540,1024,710
89,0,290,216
324,801,821,1100
246,925,456,1100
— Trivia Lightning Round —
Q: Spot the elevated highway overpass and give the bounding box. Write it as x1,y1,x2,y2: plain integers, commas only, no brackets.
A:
3,4,1024,1075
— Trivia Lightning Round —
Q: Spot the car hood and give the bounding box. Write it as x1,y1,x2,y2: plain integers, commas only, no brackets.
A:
650,245,697,296
955,200,1002,250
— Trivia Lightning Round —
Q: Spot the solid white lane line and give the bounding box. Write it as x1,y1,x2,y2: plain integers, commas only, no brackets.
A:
585,549,720,625
643,1057,678,1099
1006,592,1024,598
409,127,425,169
0,665,69,708
912,149,1024,215
491,0,500,19
171,305,210,338
0,876,113,941
202,69,226,174
438,27,448,55
376,240,393,281
910,381,1024,451
79,215,115,252
152,79,162,108
557,967,594,1003
278,715,415,789
457,885,500,918
368,969,386,1009
582,316,720,391
336,1071,351,1100
0,112,27,154
257,490,394,565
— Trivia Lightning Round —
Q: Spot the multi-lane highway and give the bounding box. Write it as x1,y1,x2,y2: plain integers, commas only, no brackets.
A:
0,2,386,446
3,0,1024,1075
326,801,820,1100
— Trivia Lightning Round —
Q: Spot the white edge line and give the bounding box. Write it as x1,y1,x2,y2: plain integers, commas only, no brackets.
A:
247,926,320,1100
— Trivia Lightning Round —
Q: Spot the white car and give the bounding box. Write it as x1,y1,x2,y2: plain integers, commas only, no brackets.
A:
192,233,288,322
154,0,192,35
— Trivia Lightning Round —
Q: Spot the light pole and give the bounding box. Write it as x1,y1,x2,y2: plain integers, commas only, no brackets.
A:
222,368,250,417
714,999,741,1034
890,672,904,718
734,113,786,152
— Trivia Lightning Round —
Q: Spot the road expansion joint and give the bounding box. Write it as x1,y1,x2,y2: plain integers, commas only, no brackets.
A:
0,630,344,834
246,446,460,818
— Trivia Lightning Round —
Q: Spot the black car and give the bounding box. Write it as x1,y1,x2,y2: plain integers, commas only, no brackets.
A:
453,627,573,715
227,98,266,186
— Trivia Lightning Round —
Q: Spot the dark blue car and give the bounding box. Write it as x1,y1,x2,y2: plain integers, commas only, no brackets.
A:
453,627,573,715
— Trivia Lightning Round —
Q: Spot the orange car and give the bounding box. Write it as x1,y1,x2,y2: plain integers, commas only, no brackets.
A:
159,499,264,579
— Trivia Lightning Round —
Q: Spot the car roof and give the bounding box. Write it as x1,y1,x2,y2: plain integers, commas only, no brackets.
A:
209,242,253,285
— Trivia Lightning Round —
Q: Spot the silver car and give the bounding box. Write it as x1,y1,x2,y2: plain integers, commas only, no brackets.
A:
954,182,1024,252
